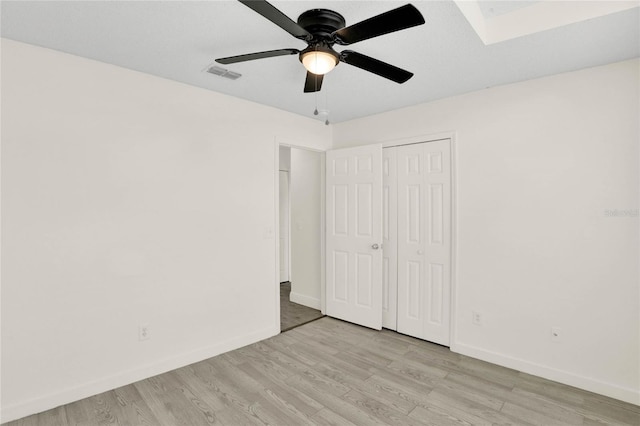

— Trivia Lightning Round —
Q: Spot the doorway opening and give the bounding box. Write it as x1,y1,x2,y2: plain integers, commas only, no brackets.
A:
278,145,325,331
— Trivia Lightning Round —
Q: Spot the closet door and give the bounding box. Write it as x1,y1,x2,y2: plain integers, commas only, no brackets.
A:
382,148,398,330
396,140,451,346
326,144,383,330
397,143,426,338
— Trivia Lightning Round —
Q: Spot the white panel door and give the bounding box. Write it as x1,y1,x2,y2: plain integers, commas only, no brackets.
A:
396,140,451,345
382,148,398,330
326,144,383,330
397,143,425,338
279,171,290,282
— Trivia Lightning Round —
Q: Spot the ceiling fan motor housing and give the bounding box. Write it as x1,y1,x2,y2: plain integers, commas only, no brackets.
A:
297,9,346,42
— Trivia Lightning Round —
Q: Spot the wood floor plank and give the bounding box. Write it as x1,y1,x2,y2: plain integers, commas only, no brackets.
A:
286,341,373,381
5,317,639,426
111,383,144,406
513,385,640,425
172,365,229,411
342,389,427,426
36,406,68,426
443,369,516,402
73,390,123,425
409,404,491,426
134,380,217,425
211,407,264,426
434,377,505,411
269,339,321,368
368,363,442,396
311,361,417,415
581,399,640,425
285,374,387,425
406,346,521,388
185,369,266,426
500,401,584,426
386,359,449,388
111,399,163,426
260,346,317,375
311,407,360,426
294,365,352,397
231,347,295,383
365,373,436,411
205,355,319,425
61,398,90,425
267,330,299,347
236,361,324,417
425,387,528,426
8,406,67,426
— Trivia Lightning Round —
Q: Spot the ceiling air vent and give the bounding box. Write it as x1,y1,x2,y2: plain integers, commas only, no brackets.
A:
204,64,241,80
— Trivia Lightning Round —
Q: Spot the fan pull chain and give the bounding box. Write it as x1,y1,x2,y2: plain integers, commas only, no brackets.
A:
325,90,330,125
313,67,319,116
313,91,319,115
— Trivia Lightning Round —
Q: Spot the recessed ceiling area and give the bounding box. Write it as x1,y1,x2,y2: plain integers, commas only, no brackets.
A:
1,1,638,123
477,1,539,19
458,0,640,44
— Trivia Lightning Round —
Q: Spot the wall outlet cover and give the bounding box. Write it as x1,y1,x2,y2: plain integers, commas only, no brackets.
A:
139,324,150,341
472,311,482,325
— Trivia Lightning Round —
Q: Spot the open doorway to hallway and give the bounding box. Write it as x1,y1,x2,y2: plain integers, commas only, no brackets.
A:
279,281,323,331
279,146,324,331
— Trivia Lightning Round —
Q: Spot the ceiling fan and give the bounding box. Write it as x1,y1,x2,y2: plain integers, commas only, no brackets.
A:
215,1,425,93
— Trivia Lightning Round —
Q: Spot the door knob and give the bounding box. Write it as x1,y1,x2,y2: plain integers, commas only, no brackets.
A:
371,243,380,250
417,249,424,255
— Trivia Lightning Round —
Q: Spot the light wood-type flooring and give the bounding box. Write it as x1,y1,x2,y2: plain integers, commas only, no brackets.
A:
5,317,640,425
280,282,324,332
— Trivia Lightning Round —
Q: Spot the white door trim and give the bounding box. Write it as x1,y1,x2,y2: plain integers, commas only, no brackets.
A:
278,171,290,283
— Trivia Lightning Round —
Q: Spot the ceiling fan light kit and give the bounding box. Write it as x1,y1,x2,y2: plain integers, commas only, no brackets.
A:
216,0,425,92
300,46,339,75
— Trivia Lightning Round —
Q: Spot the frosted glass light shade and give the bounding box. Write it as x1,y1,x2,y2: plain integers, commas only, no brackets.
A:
301,50,338,75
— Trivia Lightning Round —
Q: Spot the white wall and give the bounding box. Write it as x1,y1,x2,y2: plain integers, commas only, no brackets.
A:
0,39,331,422
289,148,323,309
333,59,640,405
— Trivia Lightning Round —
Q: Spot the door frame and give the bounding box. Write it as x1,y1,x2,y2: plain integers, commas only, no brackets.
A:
273,139,327,333
278,170,290,283
272,131,457,347
381,131,459,349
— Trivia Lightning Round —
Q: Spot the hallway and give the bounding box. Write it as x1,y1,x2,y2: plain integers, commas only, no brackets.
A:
280,282,324,331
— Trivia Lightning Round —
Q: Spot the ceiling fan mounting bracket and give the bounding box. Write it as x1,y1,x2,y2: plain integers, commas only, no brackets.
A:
297,9,346,42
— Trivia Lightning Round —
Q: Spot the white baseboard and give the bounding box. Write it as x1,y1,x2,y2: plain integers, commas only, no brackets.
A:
450,341,640,406
1,325,279,424
290,291,321,310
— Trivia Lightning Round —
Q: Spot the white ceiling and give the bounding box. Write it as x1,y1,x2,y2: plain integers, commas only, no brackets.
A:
1,1,638,123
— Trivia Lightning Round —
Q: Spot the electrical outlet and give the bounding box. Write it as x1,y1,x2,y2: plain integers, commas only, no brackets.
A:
472,311,482,326
551,326,561,342
139,324,150,341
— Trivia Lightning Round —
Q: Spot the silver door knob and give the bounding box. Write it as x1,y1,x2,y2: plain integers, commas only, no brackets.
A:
417,249,424,255
371,243,380,250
